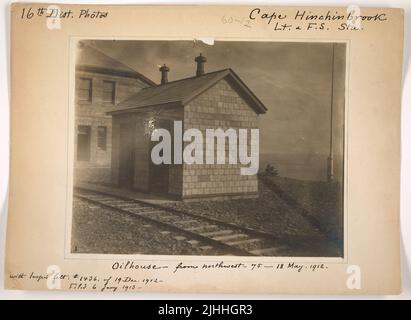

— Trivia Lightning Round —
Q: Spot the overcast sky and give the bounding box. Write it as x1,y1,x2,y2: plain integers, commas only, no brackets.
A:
84,40,345,157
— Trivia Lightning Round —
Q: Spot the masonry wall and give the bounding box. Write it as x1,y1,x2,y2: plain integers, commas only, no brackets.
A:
156,106,185,197
111,105,184,196
183,78,259,198
110,113,136,186
74,69,149,184
111,112,151,191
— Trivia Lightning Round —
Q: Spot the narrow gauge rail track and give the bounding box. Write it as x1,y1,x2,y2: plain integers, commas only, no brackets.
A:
74,188,287,256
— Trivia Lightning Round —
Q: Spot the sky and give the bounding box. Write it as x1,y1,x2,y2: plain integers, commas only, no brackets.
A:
82,40,345,161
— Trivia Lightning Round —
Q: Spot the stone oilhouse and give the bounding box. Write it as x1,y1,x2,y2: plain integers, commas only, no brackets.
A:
74,43,155,184
108,55,267,199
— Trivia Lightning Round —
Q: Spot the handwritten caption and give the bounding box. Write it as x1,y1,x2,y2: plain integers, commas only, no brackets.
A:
9,260,328,292
222,8,388,31
18,6,389,32
20,7,109,20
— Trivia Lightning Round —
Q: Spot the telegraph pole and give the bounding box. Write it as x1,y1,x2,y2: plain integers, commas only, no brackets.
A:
327,43,335,183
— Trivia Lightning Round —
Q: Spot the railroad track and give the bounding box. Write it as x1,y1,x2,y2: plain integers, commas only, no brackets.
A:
74,188,287,256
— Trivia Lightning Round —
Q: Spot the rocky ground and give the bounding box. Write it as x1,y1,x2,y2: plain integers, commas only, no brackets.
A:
71,198,220,255
164,180,323,238
71,177,343,256
262,176,344,243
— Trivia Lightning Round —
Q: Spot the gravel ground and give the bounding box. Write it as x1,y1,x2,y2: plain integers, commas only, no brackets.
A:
163,178,343,256
71,176,343,257
71,198,223,255
261,176,343,243
164,180,323,238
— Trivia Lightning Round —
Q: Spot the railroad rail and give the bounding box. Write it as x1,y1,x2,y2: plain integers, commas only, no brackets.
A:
74,188,288,256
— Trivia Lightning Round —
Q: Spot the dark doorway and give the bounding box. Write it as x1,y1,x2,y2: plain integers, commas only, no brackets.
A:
77,125,91,161
149,120,171,194
118,123,135,188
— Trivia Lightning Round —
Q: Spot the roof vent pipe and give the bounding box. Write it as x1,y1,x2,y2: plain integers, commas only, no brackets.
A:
195,53,207,76
159,64,170,84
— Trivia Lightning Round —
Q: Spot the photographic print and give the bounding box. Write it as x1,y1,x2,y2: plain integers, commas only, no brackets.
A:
5,4,403,294
71,40,346,257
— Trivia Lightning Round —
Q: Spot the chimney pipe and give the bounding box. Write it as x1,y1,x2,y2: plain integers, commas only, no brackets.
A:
159,64,170,84
195,53,207,76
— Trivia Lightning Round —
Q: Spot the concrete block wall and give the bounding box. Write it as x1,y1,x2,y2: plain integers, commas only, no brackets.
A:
148,106,184,197
74,69,149,184
74,116,112,184
110,114,136,186
111,106,184,196
133,115,151,191
182,78,259,198
111,112,155,192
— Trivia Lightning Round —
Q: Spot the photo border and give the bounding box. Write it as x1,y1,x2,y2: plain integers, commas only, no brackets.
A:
64,36,350,265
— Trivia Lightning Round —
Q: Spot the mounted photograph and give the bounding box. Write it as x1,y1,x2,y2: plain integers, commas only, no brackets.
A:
70,39,346,257
6,4,403,294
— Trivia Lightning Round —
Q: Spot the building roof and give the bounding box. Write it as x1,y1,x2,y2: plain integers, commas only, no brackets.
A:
76,43,156,86
108,69,267,115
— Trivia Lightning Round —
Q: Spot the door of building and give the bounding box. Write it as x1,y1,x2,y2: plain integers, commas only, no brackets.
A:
149,120,171,194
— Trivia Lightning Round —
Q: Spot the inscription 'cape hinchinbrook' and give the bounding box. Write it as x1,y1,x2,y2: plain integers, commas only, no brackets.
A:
249,8,387,24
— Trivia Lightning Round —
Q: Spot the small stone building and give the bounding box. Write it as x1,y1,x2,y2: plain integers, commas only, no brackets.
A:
74,43,155,184
108,55,267,199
